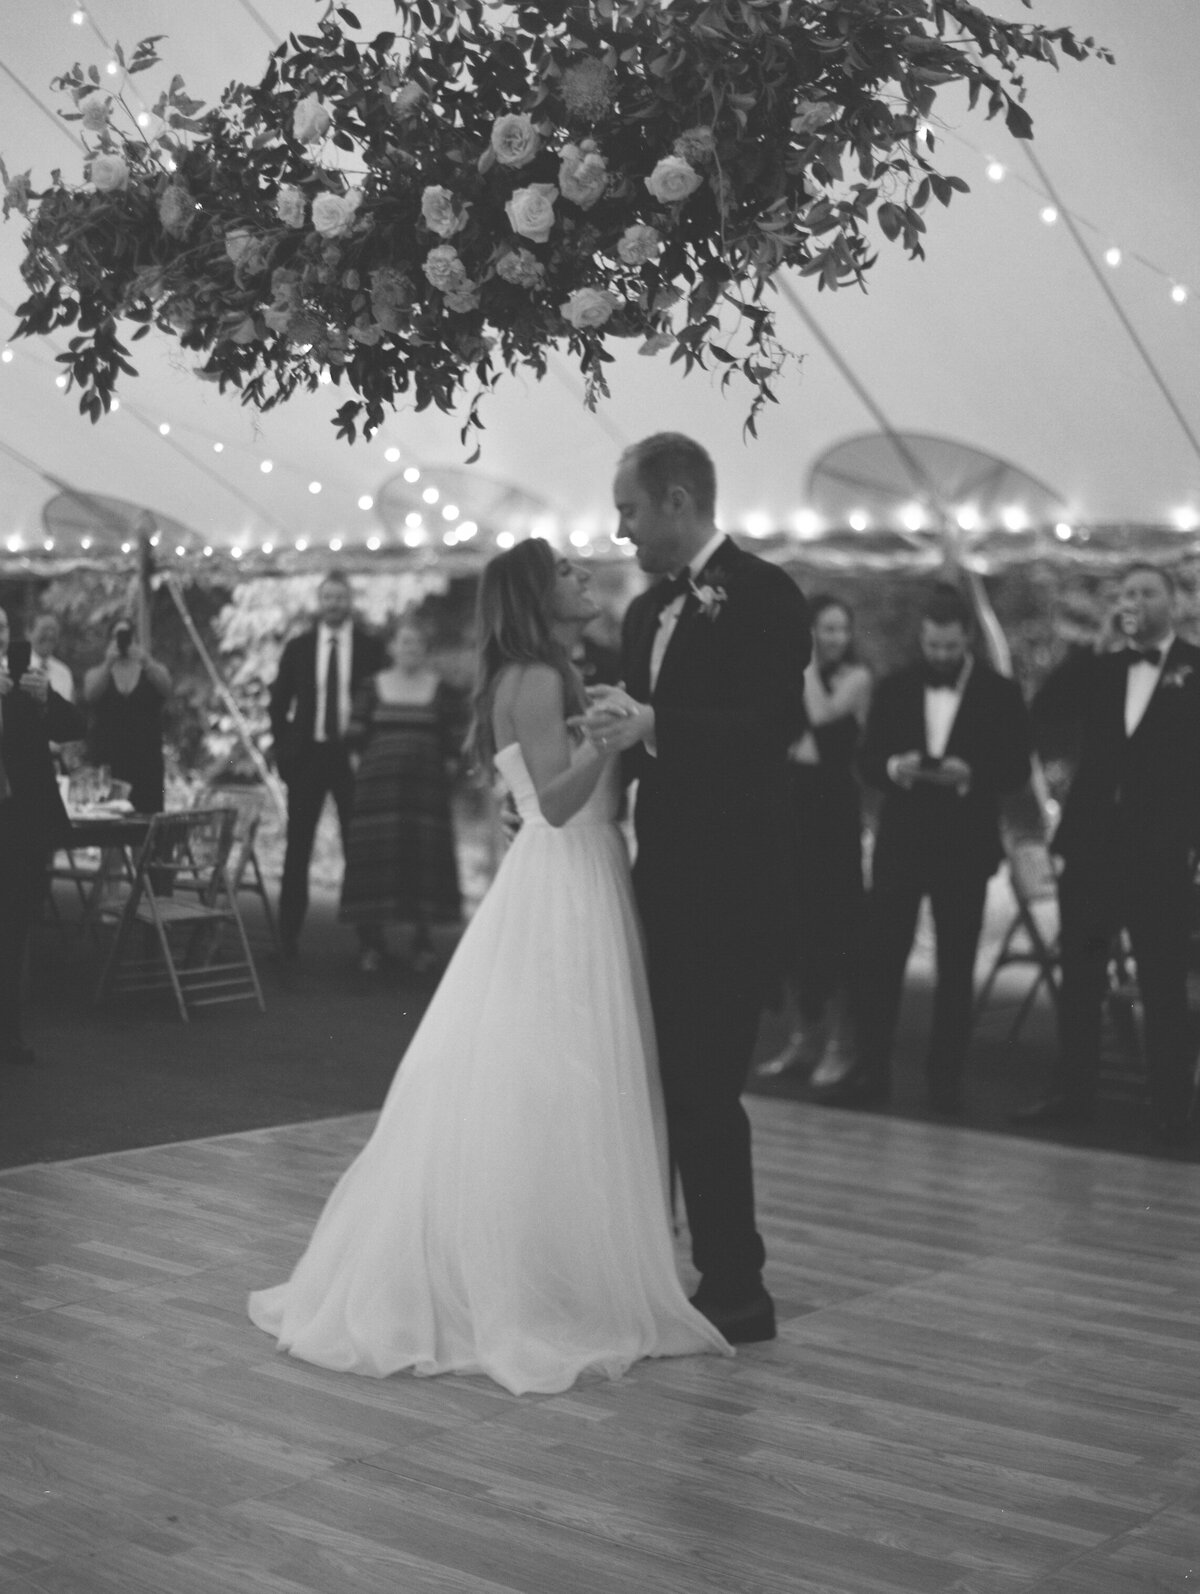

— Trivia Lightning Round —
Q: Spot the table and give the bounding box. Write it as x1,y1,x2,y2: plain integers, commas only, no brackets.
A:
53,813,155,932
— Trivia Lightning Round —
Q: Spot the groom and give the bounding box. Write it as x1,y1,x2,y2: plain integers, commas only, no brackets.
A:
585,434,810,1342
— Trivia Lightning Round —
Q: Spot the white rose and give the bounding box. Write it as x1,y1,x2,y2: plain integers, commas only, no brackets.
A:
421,185,468,239
644,155,703,205
558,145,607,210
561,287,618,329
91,154,129,193
311,190,362,239
391,82,425,118
275,185,306,229
505,183,557,243
491,113,540,168
791,100,838,137
79,92,111,134
617,224,662,266
423,245,470,293
495,248,544,289
224,228,255,267
293,93,332,145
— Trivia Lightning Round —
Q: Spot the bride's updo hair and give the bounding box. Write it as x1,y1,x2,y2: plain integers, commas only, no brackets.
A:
469,537,587,772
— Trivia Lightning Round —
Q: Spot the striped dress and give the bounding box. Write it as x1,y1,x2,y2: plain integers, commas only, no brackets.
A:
339,677,463,931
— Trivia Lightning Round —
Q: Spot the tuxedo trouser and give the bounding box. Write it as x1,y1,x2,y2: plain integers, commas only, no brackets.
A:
0,818,49,1049
279,744,356,945
788,767,864,1021
638,898,769,1304
854,844,990,1096
1056,849,1195,1125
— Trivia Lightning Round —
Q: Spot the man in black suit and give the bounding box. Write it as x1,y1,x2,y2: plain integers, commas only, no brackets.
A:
0,606,85,1064
268,571,385,957
1014,563,1200,1146
583,434,810,1343
818,585,1032,1114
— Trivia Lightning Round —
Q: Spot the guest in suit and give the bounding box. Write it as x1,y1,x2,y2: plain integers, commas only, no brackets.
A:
580,434,811,1343
269,571,386,958
30,613,75,704
817,584,1032,1115
0,608,85,1064
1014,564,1200,1146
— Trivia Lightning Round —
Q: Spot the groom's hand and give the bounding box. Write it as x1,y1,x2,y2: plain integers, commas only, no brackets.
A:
576,686,653,754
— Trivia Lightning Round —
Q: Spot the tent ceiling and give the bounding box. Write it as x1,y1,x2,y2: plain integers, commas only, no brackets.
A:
1,0,1198,564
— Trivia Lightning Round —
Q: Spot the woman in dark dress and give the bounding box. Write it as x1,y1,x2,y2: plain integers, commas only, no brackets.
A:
340,615,464,973
758,596,870,1083
82,617,172,813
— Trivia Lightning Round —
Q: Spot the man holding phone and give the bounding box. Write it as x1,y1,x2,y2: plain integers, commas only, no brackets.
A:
0,607,84,1064
816,584,1033,1114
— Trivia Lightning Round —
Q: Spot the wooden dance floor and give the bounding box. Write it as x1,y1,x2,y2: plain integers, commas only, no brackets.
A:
0,1099,1196,1593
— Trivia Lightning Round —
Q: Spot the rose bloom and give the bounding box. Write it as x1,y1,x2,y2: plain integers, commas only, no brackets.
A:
275,185,306,229
491,113,540,168
79,92,110,133
617,224,662,266
561,287,618,329
391,81,425,118
673,126,717,166
91,154,129,193
370,265,410,331
263,303,293,335
311,190,362,239
560,58,615,122
422,245,470,294
157,184,194,239
496,248,545,289
505,183,557,243
224,229,255,268
349,316,383,345
558,146,607,210
445,285,481,314
293,93,332,144
645,156,703,205
421,185,468,239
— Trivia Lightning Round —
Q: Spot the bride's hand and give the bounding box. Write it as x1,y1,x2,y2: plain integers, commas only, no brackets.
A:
573,691,652,755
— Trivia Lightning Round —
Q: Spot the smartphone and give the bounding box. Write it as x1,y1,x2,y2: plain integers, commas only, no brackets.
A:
114,622,134,656
7,638,32,680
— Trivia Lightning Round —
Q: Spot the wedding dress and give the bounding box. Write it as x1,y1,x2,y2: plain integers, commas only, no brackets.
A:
248,743,730,1394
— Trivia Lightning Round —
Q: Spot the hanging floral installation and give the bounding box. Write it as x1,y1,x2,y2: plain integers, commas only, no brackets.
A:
2,0,1109,448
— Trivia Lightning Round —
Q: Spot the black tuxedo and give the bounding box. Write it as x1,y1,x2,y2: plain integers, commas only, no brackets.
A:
268,623,386,949
1034,639,1200,1129
0,687,84,1051
855,659,1032,1102
621,537,810,1303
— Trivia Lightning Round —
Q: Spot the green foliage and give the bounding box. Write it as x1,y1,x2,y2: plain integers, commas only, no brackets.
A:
6,0,1109,443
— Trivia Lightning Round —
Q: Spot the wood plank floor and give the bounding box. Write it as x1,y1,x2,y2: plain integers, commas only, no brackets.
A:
0,1100,1196,1593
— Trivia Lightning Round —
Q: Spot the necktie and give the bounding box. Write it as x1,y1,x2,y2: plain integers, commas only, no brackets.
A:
1125,646,1162,667
324,637,341,741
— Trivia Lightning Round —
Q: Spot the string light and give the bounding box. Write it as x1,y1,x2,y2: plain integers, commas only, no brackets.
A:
1105,247,1122,267
261,542,273,555
158,422,170,435
81,536,92,549
259,459,273,473
0,349,12,364
43,539,54,551
120,541,131,553
955,506,980,531
1054,523,1073,540
212,442,224,453
901,504,924,532
422,486,440,504
742,513,772,539
1039,205,1058,226
203,545,213,557
384,447,401,463
496,531,515,550
357,495,373,510
294,538,308,551
457,521,477,541
848,510,869,532
1171,284,1189,305
366,535,381,550
230,546,243,559
308,480,322,494
329,538,343,551
71,9,86,23
55,374,67,389
1172,507,1198,531
174,544,185,557
441,504,459,521
109,397,119,411
403,467,421,483
1002,505,1027,531
986,161,1005,182
405,512,422,529
569,529,589,547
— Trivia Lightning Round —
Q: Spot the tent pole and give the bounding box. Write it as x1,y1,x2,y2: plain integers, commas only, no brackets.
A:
162,574,288,822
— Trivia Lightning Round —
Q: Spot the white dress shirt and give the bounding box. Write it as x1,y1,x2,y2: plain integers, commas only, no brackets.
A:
648,528,727,693
314,621,353,742
34,653,75,703
924,659,971,759
1125,632,1172,736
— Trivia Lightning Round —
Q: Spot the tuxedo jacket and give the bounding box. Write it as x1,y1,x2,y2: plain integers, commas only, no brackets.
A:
620,536,810,936
268,624,386,773
0,687,84,849
1034,638,1200,866
860,659,1032,876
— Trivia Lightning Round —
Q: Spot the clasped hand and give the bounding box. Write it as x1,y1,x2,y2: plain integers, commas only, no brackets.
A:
0,664,48,703
572,684,652,754
891,750,972,794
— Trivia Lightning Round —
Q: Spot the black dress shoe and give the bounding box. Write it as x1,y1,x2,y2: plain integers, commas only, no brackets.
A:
690,1289,776,1345
811,1069,890,1109
1009,1094,1093,1128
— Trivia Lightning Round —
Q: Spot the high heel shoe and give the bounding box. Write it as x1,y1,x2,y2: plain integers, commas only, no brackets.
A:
755,1014,829,1079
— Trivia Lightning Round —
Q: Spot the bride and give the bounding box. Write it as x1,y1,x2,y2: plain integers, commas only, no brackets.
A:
248,538,731,1395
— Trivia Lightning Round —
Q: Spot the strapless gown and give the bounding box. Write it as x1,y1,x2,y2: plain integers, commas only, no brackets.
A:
248,743,730,1394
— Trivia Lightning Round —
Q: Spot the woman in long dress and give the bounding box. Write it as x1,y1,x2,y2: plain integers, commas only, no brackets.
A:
248,539,730,1395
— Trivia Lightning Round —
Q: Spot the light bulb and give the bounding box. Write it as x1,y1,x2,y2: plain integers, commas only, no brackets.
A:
367,535,381,550
403,466,420,483
158,422,170,436
1171,284,1189,305
1,349,12,364
357,495,373,511
213,442,224,453
308,481,322,494
422,486,439,505
848,510,868,532
1105,247,1121,267
986,161,1005,182
260,459,273,473
384,447,401,463
1040,206,1058,226
496,531,515,550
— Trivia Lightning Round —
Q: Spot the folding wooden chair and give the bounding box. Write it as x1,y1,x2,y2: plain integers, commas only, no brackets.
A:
96,808,266,1022
973,837,1061,1043
194,785,281,952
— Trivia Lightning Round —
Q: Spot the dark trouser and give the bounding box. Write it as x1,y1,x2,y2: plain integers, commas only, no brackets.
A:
638,893,769,1305
855,844,990,1099
789,767,864,1021
1056,848,1196,1127
279,743,356,948
0,815,49,1050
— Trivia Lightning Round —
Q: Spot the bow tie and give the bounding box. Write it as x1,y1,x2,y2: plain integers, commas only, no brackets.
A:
655,571,693,608
1125,646,1163,667
922,667,961,690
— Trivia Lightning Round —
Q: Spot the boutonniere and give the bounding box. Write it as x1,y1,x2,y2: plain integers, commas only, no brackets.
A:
1161,663,1194,689
689,567,730,621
